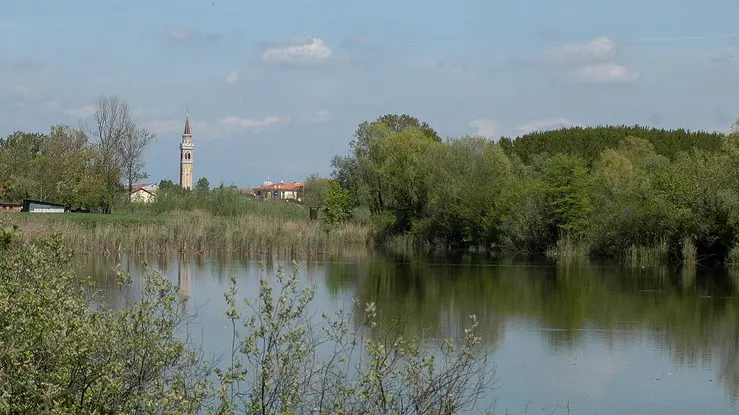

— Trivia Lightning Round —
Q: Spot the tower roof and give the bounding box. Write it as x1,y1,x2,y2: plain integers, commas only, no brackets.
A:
183,115,191,135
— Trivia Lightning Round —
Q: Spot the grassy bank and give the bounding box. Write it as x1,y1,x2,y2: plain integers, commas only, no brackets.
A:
4,210,373,256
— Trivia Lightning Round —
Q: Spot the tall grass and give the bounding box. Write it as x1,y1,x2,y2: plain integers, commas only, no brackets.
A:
727,244,739,266
545,235,590,263
8,210,373,257
130,187,308,221
680,237,697,265
623,238,669,268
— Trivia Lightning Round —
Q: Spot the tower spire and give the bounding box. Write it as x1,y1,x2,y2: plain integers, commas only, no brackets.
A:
183,109,191,135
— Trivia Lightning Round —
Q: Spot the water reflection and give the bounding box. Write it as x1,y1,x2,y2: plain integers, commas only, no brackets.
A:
79,252,739,413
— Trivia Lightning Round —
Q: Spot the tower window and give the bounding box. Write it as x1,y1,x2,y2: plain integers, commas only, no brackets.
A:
185,152,191,160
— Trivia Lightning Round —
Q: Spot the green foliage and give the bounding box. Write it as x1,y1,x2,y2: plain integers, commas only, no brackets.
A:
503,125,725,164
323,180,355,224
0,224,15,251
541,154,592,239
135,184,308,220
0,128,104,206
302,173,331,207
216,263,492,414
196,177,210,192
332,120,739,264
0,235,211,413
0,124,150,211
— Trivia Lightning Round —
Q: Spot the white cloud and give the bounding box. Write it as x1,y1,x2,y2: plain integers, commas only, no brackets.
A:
64,105,95,118
225,70,238,84
538,36,640,84
168,28,192,41
469,118,501,138
573,62,640,83
517,117,582,134
261,37,334,64
216,115,289,132
544,36,616,65
166,27,220,43
309,109,332,123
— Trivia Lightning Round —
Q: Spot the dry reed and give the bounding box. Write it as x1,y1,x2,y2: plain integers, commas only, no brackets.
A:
6,210,373,257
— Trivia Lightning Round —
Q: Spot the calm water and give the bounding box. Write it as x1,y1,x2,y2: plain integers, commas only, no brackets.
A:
83,252,739,415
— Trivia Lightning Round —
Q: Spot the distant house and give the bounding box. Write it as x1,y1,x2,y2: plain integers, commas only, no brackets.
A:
130,183,158,203
254,180,304,202
20,199,67,213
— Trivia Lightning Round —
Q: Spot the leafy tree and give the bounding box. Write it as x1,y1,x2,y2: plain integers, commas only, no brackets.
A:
302,173,331,206
331,114,441,213
158,179,179,194
323,181,355,224
195,177,210,192
422,136,515,248
541,154,593,239
0,131,46,200
376,113,441,141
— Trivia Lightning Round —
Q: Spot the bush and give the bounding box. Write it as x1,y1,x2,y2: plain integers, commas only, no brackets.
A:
0,235,211,413
216,263,494,414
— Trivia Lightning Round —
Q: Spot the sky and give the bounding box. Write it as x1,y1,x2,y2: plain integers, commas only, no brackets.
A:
2,0,739,187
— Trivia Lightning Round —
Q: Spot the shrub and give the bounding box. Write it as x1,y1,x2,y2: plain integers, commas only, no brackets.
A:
0,235,211,413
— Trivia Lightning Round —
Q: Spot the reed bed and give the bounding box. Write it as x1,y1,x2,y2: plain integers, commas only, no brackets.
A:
623,238,669,268
7,210,373,257
545,235,590,263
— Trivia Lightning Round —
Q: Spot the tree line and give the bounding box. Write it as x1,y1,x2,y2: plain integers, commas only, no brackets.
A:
0,95,155,211
331,114,739,264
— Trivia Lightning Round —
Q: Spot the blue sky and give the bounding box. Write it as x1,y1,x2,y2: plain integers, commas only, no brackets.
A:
2,0,739,187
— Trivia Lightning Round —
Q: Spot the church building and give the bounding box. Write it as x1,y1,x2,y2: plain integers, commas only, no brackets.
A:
180,112,194,189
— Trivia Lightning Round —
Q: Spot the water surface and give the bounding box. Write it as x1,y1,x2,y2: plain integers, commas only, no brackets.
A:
84,253,739,414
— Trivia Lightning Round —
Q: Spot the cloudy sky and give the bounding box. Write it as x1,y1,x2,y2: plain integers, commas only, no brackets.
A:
2,0,738,187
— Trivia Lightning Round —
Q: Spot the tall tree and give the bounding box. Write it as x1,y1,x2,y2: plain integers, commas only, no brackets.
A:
303,173,331,206
331,114,441,216
121,126,156,197
42,125,98,205
195,177,210,192
86,95,134,212
0,131,46,200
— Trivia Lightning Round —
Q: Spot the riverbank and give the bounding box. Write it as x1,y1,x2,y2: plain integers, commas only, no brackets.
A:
4,210,373,256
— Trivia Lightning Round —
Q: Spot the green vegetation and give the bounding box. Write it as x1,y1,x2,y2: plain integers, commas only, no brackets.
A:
9,210,372,257
4,103,739,265
0,230,492,414
498,124,726,164
2,175,374,255
331,114,739,264
0,232,211,413
0,96,156,212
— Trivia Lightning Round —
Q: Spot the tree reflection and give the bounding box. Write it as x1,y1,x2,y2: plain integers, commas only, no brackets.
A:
324,254,739,401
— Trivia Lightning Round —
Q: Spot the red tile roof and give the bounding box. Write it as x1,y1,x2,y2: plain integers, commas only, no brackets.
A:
131,184,157,194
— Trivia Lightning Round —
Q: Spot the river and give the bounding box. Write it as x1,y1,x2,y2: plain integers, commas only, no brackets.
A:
83,252,739,414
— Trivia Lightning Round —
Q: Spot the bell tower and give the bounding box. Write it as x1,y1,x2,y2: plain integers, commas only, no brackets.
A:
179,111,194,190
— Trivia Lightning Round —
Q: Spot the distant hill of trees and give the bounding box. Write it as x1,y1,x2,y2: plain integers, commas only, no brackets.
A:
499,125,726,163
